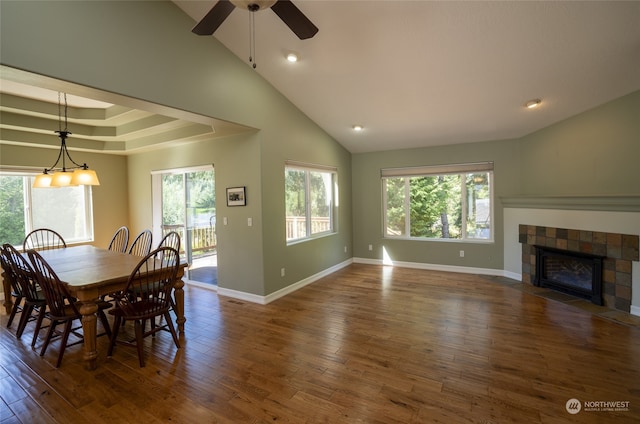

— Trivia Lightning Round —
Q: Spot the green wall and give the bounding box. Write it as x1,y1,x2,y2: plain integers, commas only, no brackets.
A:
518,91,640,196
1,0,352,297
352,90,640,271
352,139,521,270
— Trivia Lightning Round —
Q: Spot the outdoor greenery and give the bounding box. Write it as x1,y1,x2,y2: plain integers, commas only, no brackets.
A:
285,167,333,240
0,176,26,245
0,174,92,245
162,171,215,229
385,172,491,239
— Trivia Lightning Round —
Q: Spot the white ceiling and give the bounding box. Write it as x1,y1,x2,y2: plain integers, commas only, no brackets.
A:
173,0,640,153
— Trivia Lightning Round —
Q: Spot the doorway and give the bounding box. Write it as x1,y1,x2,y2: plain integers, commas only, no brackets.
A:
152,165,217,286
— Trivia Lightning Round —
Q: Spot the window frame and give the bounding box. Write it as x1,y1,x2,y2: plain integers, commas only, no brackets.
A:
285,161,337,244
0,168,96,246
381,162,494,242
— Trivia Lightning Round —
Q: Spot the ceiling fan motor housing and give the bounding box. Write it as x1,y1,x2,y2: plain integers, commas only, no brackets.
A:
230,0,277,11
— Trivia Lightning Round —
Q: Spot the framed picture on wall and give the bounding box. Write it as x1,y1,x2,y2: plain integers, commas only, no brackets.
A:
226,186,246,206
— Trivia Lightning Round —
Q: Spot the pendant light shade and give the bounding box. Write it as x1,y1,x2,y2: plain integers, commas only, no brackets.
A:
33,172,53,188
71,168,100,186
33,93,100,188
50,171,74,187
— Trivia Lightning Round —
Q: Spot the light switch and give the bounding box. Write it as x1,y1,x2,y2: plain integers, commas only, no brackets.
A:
223,217,228,225
248,217,253,227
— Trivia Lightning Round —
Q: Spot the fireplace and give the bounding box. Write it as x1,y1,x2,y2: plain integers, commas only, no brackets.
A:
518,224,639,312
534,245,603,305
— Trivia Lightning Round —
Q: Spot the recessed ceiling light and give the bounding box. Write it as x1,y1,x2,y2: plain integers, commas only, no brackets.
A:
353,125,363,131
525,99,542,109
286,53,298,62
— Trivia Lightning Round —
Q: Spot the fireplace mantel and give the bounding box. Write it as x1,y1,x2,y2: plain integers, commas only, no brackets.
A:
501,195,640,212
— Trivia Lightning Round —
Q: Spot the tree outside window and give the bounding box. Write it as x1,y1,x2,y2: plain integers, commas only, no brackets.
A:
383,164,492,241
285,164,336,242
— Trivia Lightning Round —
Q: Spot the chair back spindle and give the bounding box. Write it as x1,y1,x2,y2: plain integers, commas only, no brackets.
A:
27,250,79,320
23,228,66,251
128,230,153,257
108,226,129,253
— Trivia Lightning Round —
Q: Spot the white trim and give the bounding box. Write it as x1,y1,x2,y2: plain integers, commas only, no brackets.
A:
284,160,337,172
353,257,510,278
185,279,218,292
216,259,353,304
150,164,213,175
503,270,522,281
381,161,493,177
631,305,640,317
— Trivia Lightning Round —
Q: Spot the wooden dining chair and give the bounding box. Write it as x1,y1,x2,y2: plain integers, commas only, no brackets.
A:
128,230,153,257
107,247,181,367
1,244,49,346
157,231,181,253
156,231,181,314
23,228,67,251
107,226,129,253
27,250,112,368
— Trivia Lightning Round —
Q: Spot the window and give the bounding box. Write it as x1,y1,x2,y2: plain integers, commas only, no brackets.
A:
285,162,337,242
382,162,493,241
0,171,95,246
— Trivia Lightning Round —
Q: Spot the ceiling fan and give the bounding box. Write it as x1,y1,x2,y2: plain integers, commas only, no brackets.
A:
192,0,319,40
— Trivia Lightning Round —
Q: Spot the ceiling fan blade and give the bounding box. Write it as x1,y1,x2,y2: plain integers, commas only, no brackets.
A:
270,0,318,40
192,0,236,36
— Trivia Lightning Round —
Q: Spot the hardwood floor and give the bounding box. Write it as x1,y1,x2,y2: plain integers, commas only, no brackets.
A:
1,264,639,423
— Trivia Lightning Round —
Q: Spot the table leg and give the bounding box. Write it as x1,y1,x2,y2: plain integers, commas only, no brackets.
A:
174,278,186,333
2,272,13,315
78,301,98,370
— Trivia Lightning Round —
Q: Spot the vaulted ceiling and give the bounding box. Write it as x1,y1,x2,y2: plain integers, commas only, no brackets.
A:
174,0,640,153
2,1,639,156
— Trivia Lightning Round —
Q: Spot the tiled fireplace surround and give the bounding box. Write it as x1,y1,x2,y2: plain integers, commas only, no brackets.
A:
519,224,640,312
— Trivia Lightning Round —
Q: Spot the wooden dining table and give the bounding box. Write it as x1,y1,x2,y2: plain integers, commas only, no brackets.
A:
3,245,187,370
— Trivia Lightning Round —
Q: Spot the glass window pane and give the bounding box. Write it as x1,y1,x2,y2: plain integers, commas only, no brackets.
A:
385,178,406,236
309,171,332,235
31,185,92,243
466,173,491,239
285,168,307,240
0,176,26,245
409,175,462,239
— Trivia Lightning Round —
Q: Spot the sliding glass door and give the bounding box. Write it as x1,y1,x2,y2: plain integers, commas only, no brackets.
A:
152,165,217,286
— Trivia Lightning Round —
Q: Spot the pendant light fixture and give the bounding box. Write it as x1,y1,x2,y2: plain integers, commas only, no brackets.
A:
32,93,100,188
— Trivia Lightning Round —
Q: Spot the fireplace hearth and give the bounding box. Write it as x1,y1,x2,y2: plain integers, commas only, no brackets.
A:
534,245,604,305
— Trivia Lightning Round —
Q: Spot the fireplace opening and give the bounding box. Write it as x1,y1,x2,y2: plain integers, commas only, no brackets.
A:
534,245,604,305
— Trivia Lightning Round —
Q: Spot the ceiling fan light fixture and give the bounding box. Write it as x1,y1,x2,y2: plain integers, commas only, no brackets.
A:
525,99,542,109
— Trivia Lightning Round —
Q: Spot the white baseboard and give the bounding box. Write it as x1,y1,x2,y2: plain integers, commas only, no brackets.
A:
353,257,512,278
217,258,353,305
631,305,640,317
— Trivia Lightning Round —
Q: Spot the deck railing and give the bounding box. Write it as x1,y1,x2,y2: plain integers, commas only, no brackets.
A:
286,216,330,240
162,224,216,256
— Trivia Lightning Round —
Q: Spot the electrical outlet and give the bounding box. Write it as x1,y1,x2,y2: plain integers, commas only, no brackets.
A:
368,244,373,251
281,268,285,277
459,250,465,258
